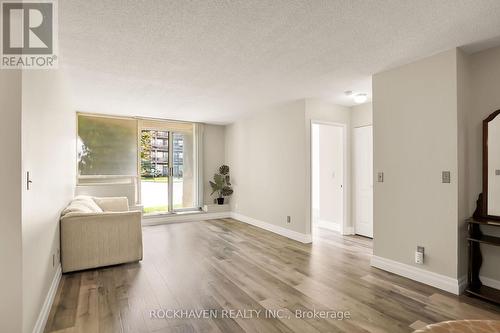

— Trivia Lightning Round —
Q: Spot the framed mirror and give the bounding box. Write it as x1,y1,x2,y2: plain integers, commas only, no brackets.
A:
478,109,500,219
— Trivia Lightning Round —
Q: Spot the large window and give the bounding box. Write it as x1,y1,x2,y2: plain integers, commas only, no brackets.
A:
77,113,200,215
78,115,138,185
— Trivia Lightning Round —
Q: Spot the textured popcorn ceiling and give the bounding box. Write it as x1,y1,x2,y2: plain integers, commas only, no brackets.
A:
60,1,500,123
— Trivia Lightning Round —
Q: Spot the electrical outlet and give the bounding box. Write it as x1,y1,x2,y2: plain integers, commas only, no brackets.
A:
377,172,384,183
286,216,291,224
496,169,500,176
442,171,451,183
415,246,424,264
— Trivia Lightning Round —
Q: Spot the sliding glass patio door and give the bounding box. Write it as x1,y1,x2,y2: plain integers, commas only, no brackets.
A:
140,121,197,215
171,131,196,211
140,129,170,214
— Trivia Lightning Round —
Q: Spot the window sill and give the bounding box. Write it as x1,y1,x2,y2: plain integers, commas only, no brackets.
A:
143,209,202,219
142,209,231,226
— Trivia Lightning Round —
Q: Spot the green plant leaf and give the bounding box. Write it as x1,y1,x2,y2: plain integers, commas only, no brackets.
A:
219,165,229,175
209,181,218,196
214,173,224,186
221,186,233,197
210,165,233,197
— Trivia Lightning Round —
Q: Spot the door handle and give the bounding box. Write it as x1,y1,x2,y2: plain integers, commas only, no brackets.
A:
27,171,33,190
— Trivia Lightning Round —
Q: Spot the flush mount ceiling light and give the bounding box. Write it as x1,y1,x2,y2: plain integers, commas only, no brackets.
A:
353,93,368,104
344,91,368,104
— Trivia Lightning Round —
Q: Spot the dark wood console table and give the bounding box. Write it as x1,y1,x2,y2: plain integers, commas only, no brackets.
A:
466,217,500,304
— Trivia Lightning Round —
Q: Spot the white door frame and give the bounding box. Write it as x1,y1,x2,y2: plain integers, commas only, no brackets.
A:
353,124,373,238
310,120,348,236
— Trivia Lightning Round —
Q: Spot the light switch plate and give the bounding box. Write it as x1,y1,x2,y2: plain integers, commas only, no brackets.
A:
377,172,384,183
496,170,500,176
442,171,451,183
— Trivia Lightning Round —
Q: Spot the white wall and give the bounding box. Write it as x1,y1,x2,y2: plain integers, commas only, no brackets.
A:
351,102,373,128
21,70,76,333
225,99,354,238
373,49,460,279
372,45,500,288
312,125,320,217
457,49,471,280
203,124,226,205
0,71,23,333
466,45,500,281
225,100,308,234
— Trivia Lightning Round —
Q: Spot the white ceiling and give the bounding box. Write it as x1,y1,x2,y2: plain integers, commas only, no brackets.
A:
60,0,500,124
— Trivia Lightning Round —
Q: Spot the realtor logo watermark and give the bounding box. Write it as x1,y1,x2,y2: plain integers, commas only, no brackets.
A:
1,0,58,69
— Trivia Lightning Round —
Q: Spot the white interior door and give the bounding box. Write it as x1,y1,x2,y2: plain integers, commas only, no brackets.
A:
354,126,373,238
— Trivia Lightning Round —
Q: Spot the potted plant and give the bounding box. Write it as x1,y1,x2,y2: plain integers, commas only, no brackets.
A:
209,165,234,205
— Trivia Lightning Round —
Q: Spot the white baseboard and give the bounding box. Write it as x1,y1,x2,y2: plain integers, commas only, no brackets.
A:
481,275,500,290
231,212,312,243
456,275,500,294
315,219,340,232
458,275,467,294
343,226,355,235
370,255,461,295
33,264,61,333
142,211,231,226
142,211,312,244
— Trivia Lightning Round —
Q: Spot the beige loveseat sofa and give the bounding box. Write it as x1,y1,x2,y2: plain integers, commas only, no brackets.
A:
60,196,143,273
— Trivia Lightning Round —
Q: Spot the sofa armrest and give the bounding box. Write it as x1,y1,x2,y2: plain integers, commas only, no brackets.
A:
61,210,141,221
60,210,143,272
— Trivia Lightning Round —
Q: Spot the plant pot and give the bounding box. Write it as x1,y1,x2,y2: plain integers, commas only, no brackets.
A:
217,197,225,205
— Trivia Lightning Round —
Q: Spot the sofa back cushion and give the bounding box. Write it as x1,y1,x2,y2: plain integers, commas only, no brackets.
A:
93,197,129,212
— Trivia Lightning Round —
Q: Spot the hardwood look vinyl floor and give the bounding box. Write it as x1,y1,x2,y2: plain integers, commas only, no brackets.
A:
45,218,500,333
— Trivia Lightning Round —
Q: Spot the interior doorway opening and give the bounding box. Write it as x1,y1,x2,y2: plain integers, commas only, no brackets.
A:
311,122,346,234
